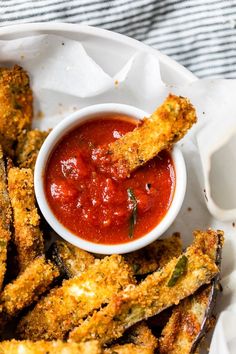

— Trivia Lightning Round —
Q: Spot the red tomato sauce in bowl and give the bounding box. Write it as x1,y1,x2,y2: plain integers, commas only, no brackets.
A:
45,114,175,244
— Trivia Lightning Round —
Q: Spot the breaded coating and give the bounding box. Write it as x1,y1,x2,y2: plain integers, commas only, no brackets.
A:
159,285,213,354
125,233,182,275
50,240,95,278
17,255,135,340
0,227,10,290
193,229,224,262
93,94,197,178
123,322,158,349
16,129,49,170
159,229,224,354
0,147,12,231
0,339,101,354
69,238,218,345
0,256,59,322
6,157,14,174
109,322,158,354
0,146,12,289
0,65,33,157
105,343,154,354
8,168,44,271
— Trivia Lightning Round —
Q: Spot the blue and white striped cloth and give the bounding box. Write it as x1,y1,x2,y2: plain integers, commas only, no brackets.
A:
1,0,236,78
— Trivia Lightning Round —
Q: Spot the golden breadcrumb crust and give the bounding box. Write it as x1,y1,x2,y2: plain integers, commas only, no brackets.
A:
105,343,154,354
126,322,158,349
0,146,12,289
107,322,158,354
159,229,224,354
0,65,33,157
51,240,95,278
8,168,44,271
0,256,59,320
17,255,135,340
94,94,197,178
125,233,182,275
0,339,101,354
69,239,218,345
159,285,212,354
16,129,49,170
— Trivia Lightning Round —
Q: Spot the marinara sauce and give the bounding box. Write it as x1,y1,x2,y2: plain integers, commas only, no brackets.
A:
45,114,175,244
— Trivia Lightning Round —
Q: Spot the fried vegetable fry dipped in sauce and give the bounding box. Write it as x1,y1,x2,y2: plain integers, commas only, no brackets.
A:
17,255,135,340
0,146,12,289
159,230,224,354
0,339,102,354
69,235,218,345
93,94,197,178
8,168,44,271
49,240,95,278
0,256,59,324
16,129,49,170
45,95,195,244
0,65,33,157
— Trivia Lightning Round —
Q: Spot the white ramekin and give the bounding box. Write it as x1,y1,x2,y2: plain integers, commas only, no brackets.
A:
34,103,186,254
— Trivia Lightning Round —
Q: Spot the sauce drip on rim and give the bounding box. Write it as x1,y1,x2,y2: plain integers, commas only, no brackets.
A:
45,114,175,244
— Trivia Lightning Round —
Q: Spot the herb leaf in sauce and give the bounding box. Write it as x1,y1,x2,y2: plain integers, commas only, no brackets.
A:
167,255,188,287
127,188,137,239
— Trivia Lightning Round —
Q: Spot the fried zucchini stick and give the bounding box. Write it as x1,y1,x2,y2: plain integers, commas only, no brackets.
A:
0,256,59,323
123,322,158,348
105,343,154,354
0,147,12,233
107,322,158,354
0,65,33,157
0,340,101,354
16,129,49,170
93,94,197,178
17,255,135,340
159,230,224,354
193,229,224,262
8,168,44,271
69,238,218,345
159,286,214,354
0,146,12,289
50,240,95,278
125,233,182,275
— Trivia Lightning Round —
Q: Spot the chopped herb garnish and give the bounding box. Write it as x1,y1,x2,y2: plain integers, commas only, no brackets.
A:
127,188,137,239
0,240,6,248
167,255,188,287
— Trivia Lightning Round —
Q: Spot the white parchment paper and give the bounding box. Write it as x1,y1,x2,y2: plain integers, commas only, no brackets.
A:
0,34,235,353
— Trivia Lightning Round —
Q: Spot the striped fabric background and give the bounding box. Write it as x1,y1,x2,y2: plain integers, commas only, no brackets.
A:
0,0,236,78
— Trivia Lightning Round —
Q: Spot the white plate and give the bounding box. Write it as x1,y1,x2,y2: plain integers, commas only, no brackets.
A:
0,22,196,86
1,23,227,353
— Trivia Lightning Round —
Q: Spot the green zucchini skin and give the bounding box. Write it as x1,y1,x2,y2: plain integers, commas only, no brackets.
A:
190,230,224,353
